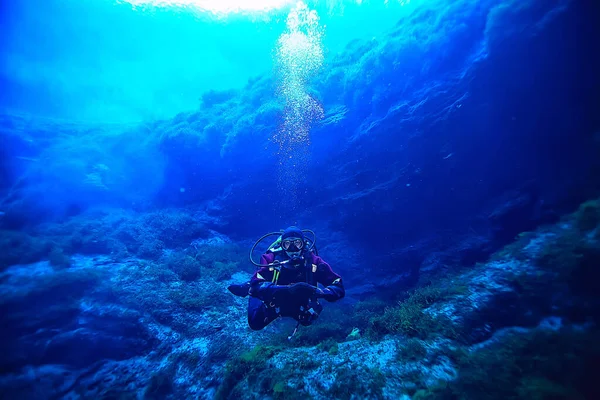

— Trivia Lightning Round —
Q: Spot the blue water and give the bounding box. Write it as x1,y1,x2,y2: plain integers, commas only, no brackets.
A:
1,0,599,399
1,0,412,122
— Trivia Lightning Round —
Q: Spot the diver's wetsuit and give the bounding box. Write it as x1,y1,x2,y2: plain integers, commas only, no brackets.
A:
248,251,345,330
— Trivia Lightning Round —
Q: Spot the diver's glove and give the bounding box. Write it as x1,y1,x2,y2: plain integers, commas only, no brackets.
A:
227,282,251,298
250,282,318,303
250,282,291,302
315,282,345,302
288,282,319,298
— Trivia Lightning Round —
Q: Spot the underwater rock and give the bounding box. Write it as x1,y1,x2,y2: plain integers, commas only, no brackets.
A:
0,250,269,398
0,198,598,399
0,0,597,399
191,229,232,248
488,189,542,242
0,259,153,372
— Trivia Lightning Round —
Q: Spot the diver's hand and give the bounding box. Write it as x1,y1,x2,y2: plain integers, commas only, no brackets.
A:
250,282,291,301
288,282,318,298
314,287,339,302
254,282,320,303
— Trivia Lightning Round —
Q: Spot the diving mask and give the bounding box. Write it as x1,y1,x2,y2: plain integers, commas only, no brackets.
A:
282,237,304,260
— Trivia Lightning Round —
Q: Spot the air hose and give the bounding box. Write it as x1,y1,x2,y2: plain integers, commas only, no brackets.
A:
249,229,317,267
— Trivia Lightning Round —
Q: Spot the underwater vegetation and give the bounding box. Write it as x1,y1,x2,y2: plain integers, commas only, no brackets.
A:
207,199,600,400
0,207,247,277
0,194,598,398
0,0,599,399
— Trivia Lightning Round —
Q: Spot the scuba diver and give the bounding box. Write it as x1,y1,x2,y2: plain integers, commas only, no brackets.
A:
228,226,345,335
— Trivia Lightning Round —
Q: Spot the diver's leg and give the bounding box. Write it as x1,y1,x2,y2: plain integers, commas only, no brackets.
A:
297,301,323,326
247,297,278,331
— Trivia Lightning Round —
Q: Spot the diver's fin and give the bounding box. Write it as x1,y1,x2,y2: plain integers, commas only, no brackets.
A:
228,282,251,298
288,321,301,341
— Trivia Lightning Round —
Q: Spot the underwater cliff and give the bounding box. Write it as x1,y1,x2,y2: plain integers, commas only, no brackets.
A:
0,0,599,398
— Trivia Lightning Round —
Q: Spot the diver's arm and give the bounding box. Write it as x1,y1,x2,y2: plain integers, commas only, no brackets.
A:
314,258,346,302
249,253,290,302
250,280,318,302
318,278,345,302
250,281,285,301
249,263,278,300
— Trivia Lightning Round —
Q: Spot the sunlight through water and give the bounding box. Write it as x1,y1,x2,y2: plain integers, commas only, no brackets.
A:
117,0,415,211
274,1,324,211
120,0,412,16
120,0,295,14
